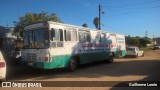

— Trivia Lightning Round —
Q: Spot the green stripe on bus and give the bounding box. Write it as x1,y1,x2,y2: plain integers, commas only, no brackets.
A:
25,50,125,69
114,50,126,57
42,51,110,69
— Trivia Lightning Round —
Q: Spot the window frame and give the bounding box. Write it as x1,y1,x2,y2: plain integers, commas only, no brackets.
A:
100,33,106,43
50,28,64,42
78,30,91,43
71,30,77,41
64,29,71,41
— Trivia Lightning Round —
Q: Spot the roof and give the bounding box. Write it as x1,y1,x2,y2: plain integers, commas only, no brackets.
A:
24,21,124,35
48,21,124,35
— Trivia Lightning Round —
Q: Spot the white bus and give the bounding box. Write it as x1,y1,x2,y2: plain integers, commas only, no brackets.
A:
21,21,126,71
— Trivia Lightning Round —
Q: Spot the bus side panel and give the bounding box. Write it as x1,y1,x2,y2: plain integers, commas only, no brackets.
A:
78,51,110,64
43,54,72,69
116,34,126,57
76,30,111,64
32,55,70,69
107,33,119,57
107,33,126,58
43,50,111,69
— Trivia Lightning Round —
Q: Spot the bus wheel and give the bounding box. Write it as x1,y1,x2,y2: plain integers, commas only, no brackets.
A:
108,53,114,63
68,58,77,71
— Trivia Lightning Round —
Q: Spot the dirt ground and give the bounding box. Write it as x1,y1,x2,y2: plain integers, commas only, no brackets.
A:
1,50,160,90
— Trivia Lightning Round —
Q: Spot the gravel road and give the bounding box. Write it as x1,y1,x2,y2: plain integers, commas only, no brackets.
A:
1,50,160,90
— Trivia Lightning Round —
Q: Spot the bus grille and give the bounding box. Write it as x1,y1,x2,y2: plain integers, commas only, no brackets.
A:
27,54,37,61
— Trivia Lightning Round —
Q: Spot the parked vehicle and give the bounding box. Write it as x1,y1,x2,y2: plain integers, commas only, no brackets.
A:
126,46,144,58
0,51,6,81
21,21,126,71
153,45,160,50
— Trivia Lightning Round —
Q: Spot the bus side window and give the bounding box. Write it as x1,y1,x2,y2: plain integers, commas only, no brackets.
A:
101,33,106,43
65,30,71,41
59,29,63,41
96,32,101,43
79,31,90,43
51,28,55,41
72,31,77,41
51,28,60,41
64,30,67,41
79,32,85,42
86,32,91,42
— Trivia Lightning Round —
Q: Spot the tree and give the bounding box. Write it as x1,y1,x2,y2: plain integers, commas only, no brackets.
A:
82,23,88,27
125,35,139,46
49,13,62,22
125,35,151,47
139,38,151,47
93,17,99,29
13,11,62,36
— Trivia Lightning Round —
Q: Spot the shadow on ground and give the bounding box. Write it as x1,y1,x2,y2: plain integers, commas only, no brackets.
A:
6,58,160,81
109,59,160,90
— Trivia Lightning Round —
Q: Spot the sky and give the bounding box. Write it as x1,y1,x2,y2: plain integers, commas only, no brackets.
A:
0,0,160,38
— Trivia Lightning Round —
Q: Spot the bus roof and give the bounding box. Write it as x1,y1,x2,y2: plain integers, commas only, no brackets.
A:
24,21,124,36
48,21,124,35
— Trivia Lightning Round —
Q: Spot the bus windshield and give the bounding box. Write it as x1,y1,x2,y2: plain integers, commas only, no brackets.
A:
23,28,49,49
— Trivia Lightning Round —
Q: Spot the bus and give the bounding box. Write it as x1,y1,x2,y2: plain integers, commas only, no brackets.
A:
21,21,126,71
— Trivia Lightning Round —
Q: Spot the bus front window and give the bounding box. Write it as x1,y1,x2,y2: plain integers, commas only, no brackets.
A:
23,28,49,49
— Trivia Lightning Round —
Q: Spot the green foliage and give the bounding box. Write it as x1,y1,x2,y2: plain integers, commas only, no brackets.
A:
137,44,143,48
139,38,151,47
93,17,99,29
125,36,139,46
13,11,62,36
125,35,151,47
82,23,88,27
140,46,152,51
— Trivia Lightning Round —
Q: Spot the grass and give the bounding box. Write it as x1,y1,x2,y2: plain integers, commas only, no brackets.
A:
140,46,152,51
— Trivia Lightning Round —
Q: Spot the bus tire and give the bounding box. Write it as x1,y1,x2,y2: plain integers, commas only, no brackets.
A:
68,58,77,71
108,53,114,63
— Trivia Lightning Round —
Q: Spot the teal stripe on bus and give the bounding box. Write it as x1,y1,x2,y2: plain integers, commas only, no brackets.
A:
23,50,125,69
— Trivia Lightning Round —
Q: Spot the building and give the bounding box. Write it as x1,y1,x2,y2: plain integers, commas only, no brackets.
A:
0,26,16,58
153,37,160,45
0,26,16,38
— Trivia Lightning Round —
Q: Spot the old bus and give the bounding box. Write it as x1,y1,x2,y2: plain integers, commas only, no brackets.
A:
21,21,126,71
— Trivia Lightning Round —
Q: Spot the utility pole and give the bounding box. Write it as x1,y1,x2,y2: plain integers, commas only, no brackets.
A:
145,30,148,38
98,4,101,30
153,35,154,46
6,21,8,28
